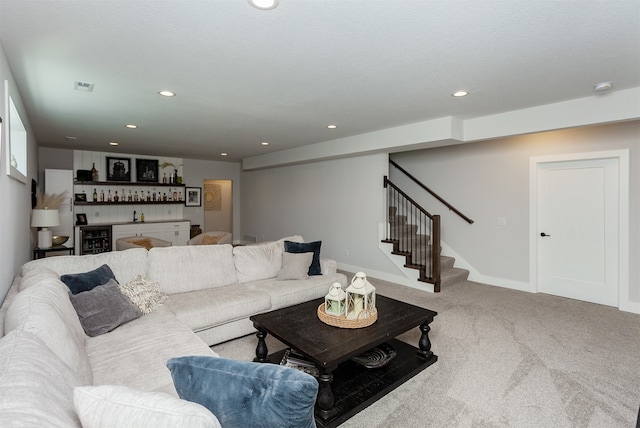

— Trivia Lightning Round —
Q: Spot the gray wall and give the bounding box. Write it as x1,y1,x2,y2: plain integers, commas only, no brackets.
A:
241,153,399,276
392,121,640,305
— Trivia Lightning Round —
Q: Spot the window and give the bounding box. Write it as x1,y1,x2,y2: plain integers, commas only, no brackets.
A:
4,80,27,183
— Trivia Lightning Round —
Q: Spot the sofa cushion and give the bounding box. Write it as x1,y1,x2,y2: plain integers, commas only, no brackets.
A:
277,251,313,280
248,272,348,311
70,279,143,337
147,245,239,294
233,235,305,283
167,356,318,428
22,248,148,287
0,330,82,427
74,385,221,428
118,275,167,314
284,240,322,275
201,234,223,245
17,265,60,292
86,305,217,394
166,284,271,333
4,278,93,385
61,264,117,295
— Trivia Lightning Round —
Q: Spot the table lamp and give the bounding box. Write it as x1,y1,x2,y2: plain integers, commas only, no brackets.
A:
31,208,60,248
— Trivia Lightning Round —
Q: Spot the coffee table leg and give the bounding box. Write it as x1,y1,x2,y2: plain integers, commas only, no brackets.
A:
253,328,268,362
417,321,434,360
316,370,338,420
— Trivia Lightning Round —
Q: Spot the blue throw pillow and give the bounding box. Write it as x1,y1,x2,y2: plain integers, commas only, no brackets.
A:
284,241,322,275
167,356,318,428
60,264,116,294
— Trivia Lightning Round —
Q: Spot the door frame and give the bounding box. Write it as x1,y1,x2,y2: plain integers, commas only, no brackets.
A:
528,150,631,311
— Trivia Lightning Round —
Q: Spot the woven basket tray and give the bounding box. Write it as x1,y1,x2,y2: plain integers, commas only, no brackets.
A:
317,303,377,329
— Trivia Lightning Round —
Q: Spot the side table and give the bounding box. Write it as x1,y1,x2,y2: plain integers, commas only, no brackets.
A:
33,245,75,260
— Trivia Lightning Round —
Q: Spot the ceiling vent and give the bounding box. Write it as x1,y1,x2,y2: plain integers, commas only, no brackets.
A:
74,81,94,92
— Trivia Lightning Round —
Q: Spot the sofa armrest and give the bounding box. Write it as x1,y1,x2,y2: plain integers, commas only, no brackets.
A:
320,258,337,275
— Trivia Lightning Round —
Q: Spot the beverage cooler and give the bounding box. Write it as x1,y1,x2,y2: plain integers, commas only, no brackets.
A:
76,225,112,255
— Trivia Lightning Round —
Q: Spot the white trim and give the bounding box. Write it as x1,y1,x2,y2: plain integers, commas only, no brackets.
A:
529,150,634,313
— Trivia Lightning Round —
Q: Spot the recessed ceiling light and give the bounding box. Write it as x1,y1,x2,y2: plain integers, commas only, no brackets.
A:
248,0,278,10
125,124,138,129
109,141,119,146
327,125,337,129
158,90,176,97
261,141,270,146
452,90,468,97
220,152,228,156
65,136,77,141
594,81,613,92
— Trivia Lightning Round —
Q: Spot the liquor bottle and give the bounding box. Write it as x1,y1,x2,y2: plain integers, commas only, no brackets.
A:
141,213,145,222
178,191,182,201
163,192,167,201
92,188,98,202
114,190,119,202
173,189,177,201
91,162,99,181
107,189,112,202
152,190,156,202
147,191,151,202
100,190,105,202
127,190,132,202
134,191,139,202
163,173,167,184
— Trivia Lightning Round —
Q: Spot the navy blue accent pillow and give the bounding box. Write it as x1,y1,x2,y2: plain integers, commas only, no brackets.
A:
284,241,322,276
60,264,117,295
167,356,318,428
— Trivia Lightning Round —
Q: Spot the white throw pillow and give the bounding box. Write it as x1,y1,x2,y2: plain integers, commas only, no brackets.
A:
118,275,167,314
74,385,221,428
277,252,313,280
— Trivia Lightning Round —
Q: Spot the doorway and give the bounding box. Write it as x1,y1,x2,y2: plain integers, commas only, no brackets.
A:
529,151,629,308
203,180,232,236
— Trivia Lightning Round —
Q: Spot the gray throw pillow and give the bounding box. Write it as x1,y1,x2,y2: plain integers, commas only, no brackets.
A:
277,252,313,280
69,279,142,337
284,241,322,275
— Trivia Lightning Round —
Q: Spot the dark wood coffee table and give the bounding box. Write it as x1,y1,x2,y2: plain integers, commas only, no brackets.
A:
250,295,437,428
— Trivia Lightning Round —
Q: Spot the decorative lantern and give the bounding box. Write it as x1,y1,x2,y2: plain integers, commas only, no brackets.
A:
345,272,376,320
324,282,347,316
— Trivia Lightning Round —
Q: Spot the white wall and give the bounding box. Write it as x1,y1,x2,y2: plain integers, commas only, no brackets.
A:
0,44,39,304
390,120,640,308
241,153,405,280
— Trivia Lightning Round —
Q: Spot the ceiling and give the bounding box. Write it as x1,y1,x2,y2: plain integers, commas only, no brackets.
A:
1,1,639,163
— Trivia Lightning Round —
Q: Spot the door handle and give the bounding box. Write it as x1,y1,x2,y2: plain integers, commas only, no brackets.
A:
540,232,551,237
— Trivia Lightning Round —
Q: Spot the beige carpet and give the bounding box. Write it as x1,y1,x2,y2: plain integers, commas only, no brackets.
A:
212,274,640,428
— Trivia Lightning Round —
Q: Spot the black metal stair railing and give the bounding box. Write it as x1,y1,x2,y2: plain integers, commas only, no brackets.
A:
383,176,441,292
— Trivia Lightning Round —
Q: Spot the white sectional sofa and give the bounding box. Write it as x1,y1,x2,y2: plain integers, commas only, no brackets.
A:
0,236,346,427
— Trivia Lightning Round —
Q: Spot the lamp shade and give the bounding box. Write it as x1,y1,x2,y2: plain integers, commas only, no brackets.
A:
32,208,60,248
31,208,60,228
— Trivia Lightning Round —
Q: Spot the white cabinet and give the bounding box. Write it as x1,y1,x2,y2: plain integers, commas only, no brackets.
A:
112,221,189,249
161,221,190,246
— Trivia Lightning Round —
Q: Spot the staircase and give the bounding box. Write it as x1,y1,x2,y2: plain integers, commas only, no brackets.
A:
383,206,469,290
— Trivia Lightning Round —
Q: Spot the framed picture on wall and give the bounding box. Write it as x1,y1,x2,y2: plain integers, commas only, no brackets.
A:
75,213,88,225
185,187,202,207
106,157,131,182
135,158,159,182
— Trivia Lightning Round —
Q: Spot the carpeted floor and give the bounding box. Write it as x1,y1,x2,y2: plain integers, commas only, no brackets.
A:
212,274,640,428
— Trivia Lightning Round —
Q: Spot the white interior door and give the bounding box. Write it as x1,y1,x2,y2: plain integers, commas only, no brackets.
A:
537,158,619,306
